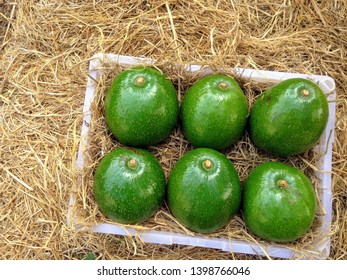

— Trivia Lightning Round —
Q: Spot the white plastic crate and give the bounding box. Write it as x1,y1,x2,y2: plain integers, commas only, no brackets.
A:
69,53,336,259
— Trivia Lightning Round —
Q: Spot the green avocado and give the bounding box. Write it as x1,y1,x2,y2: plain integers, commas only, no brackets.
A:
249,78,329,157
181,74,248,150
242,162,317,242
104,66,179,147
167,148,241,233
93,147,166,224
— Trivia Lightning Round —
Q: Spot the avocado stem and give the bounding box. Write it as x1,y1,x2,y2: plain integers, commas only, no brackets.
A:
277,179,288,188
202,159,213,170
218,82,229,90
127,159,138,169
301,89,310,97
135,76,145,86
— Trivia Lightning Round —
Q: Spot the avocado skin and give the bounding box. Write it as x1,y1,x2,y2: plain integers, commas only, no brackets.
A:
249,78,329,157
181,74,248,150
104,66,179,147
242,162,317,242
167,148,241,233
93,147,166,224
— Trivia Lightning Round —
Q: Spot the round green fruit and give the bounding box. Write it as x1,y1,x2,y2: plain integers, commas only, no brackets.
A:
242,162,317,242
167,148,241,233
249,78,329,157
93,147,166,224
181,74,248,150
104,66,179,147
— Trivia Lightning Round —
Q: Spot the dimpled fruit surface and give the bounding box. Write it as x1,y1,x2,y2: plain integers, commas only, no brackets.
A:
104,66,179,147
249,78,329,157
167,148,241,233
181,74,248,150
242,161,317,242
93,147,166,224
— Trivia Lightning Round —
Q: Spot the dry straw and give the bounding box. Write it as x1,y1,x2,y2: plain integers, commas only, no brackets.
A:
0,0,346,260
